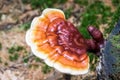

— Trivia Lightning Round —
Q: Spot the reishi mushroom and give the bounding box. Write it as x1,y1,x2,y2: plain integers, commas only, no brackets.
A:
26,8,104,75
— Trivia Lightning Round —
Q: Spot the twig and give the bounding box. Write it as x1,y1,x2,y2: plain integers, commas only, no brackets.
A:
18,0,25,12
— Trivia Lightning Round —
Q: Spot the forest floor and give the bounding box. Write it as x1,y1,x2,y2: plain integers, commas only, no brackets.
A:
0,0,119,80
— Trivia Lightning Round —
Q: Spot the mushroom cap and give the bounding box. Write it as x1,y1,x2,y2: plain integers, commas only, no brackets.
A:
26,8,89,75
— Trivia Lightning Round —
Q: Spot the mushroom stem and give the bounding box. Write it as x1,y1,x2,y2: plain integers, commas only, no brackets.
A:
85,39,101,56
86,26,105,56
87,26,104,45
63,74,71,80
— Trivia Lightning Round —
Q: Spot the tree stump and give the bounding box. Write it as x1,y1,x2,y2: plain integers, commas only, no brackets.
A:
97,20,120,80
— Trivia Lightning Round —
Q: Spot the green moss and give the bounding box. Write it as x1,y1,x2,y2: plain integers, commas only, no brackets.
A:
79,1,112,38
106,5,120,33
42,64,52,74
64,8,72,19
79,27,91,39
110,34,120,49
74,0,88,5
16,46,24,51
8,47,15,54
28,64,39,69
88,52,98,70
8,45,24,54
0,42,2,50
20,22,31,31
9,53,19,61
22,0,67,10
23,57,29,63
112,0,120,6
35,57,41,62
0,57,2,63
8,45,25,62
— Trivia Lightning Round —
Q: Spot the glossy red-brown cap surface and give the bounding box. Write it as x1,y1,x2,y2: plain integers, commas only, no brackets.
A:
26,8,89,75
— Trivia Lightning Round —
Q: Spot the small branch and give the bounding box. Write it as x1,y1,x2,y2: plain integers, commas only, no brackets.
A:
18,0,25,12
